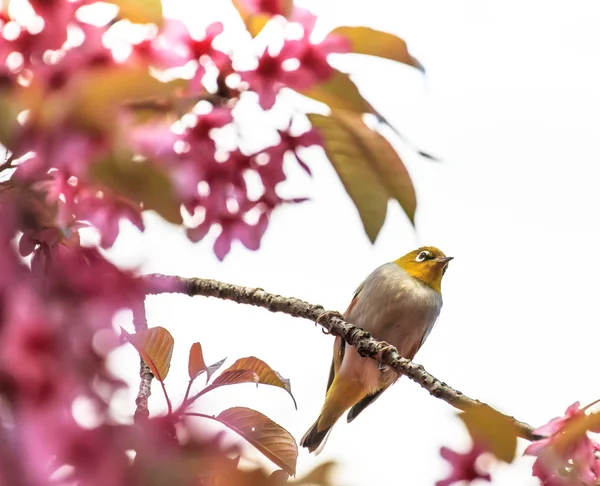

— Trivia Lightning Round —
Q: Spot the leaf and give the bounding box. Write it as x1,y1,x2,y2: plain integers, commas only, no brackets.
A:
216,407,298,476
290,461,336,485
90,155,183,225
232,0,292,37
188,342,207,380
211,369,260,387
299,70,374,114
72,66,183,131
459,405,518,463
308,111,416,242
123,326,174,382
331,26,423,71
206,357,227,382
108,0,163,26
222,357,297,409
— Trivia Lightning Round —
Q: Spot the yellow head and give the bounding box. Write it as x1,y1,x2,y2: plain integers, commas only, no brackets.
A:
394,246,453,294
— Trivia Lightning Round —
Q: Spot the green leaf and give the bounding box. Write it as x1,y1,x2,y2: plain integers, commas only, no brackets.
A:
308,110,416,242
331,26,424,71
299,70,375,114
459,405,518,463
108,0,163,26
90,155,183,225
216,407,298,476
122,326,174,382
221,357,297,409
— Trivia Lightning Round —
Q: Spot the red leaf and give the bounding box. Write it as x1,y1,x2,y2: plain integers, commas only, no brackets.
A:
216,407,298,476
123,326,174,382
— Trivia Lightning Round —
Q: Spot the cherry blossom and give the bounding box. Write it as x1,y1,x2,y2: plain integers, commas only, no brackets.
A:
436,442,492,486
524,402,600,486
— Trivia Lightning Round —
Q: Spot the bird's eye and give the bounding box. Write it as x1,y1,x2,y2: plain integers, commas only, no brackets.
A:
415,251,430,262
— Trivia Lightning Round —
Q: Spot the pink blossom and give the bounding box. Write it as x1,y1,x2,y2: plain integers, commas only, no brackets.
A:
185,107,233,156
239,48,295,110
260,124,321,181
188,206,268,261
76,189,144,249
235,0,290,16
436,442,492,486
524,402,600,486
281,9,350,87
146,19,228,91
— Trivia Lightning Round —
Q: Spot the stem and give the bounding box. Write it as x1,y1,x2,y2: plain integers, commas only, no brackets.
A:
183,379,194,403
132,297,153,422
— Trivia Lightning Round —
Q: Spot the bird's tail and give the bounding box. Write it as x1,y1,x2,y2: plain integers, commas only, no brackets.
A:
300,375,365,454
299,417,332,454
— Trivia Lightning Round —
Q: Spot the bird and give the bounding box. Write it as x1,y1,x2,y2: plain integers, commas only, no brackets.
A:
300,246,452,454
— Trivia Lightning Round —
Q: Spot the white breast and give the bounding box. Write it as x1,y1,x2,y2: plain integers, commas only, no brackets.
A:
339,263,443,393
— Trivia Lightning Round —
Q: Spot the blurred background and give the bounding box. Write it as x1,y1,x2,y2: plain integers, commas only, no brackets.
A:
104,1,600,484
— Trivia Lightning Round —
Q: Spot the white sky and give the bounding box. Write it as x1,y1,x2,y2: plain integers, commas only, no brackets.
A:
104,0,600,485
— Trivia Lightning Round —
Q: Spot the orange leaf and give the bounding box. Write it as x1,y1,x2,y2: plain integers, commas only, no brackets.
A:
232,0,292,37
459,405,518,463
107,0,163,26
211,369,260,387
216,407,298,476
188,342,207,380
331,26,423,71
222,357,297,408
123,326,174,382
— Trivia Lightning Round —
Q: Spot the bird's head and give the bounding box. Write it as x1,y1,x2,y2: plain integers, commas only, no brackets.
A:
394,246,453,294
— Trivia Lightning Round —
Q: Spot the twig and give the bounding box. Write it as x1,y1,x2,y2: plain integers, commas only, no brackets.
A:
132,297,154,422
125,93,230,113
143,274,541,441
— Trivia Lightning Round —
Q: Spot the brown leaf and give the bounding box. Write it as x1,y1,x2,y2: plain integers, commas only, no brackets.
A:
222,357,297,409
331,26,424,71
459,405,518,463
300,70,374,114
308,110,416,242
123,326,174,382
90,155,183,225
211,369,260,387
216,407,298,476
106,0,163,26
188,342,207,380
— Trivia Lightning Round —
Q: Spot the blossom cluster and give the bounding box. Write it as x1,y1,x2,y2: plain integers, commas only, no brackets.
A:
0,0,348,483
1,0,348,261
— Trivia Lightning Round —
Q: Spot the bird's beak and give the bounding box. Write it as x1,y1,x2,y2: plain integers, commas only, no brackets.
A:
435,256,454,264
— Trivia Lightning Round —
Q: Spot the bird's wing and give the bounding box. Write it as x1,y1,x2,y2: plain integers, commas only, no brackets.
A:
346,388,385,423
346,339,421,422
325,283,363,392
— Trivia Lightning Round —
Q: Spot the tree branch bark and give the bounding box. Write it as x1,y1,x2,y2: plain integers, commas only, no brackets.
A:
143,274,540,441
132,297,153,422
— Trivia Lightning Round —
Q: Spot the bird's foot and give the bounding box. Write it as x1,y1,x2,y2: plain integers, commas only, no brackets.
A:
315,310,344,335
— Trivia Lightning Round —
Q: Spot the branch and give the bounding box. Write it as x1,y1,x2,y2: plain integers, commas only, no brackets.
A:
143,274,540,441
125,93,230,113
132,297,153,422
